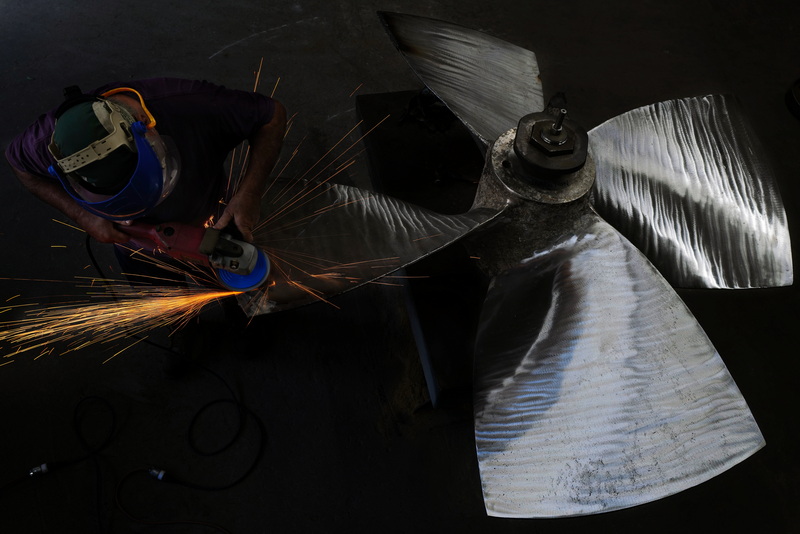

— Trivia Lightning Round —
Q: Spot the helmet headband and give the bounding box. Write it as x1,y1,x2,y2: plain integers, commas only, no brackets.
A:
48,122,180,220
48,101,135,174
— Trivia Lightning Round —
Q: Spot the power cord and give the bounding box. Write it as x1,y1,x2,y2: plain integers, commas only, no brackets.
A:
114,362,267,532
4,375,264,533
0,396,119,534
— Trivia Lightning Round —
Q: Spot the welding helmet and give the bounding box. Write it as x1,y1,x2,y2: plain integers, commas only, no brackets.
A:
47,86,180,221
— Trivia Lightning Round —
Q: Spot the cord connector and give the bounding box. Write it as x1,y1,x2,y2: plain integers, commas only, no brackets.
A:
147,467,167,481
28,463,49,477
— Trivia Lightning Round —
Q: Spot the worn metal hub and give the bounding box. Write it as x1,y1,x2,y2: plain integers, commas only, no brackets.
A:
467,125,596,277
488,128,595,206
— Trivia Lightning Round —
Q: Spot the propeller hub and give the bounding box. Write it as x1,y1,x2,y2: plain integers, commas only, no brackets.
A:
476,128,595,208
513,108,589,180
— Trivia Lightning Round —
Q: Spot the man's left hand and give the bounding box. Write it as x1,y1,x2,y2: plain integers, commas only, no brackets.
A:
214,189,261,242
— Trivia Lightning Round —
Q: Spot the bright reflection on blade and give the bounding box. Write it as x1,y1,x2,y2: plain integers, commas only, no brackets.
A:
473,211,764,518
589,95,792,288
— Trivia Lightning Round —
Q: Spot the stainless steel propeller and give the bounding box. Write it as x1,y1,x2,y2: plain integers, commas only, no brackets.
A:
378,11,792,518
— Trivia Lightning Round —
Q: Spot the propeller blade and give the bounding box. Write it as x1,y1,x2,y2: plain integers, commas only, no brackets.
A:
589,94,792,288
473,208,764,517
239,180,500,315
379,11,544,148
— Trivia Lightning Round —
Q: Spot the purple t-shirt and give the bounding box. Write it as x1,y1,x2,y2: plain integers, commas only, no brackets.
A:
5,78,275,224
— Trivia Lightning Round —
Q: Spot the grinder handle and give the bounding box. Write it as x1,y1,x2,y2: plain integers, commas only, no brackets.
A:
117,221,209,264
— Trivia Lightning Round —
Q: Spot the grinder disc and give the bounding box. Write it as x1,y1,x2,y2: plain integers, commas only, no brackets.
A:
217,248,270,292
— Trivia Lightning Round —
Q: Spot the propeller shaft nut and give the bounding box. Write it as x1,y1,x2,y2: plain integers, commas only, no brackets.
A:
531,120,576,155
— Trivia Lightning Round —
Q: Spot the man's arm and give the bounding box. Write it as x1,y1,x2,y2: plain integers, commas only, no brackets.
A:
8,165,130,243
214,100,287,242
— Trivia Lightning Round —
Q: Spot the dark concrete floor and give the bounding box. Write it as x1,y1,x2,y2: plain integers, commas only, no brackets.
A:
1,1,798,533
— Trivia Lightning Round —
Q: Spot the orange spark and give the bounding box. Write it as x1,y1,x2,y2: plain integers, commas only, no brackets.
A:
412,233,444,242
287,280,340,309
349,83,363,98
52,219,85,232
254,57,265,93
270,76,281,99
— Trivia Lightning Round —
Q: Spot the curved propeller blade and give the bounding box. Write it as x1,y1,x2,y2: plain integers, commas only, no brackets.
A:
589,94,792,288
378,11,544,148
238,180,500,315
473,207,763,518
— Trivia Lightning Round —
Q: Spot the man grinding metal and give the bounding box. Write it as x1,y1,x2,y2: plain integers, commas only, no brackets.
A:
4,78,286,288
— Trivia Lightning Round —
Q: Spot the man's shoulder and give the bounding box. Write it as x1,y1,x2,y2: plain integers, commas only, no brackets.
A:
5,112,57,176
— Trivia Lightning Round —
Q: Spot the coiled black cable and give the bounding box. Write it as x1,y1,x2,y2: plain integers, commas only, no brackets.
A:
114,363,267,532
0,396,118,534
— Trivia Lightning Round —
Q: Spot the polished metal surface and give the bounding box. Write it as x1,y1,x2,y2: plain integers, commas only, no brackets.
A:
239,180,499,315
589,95,793,288
467,133,764,517
473,209,764,518
379,11,544,148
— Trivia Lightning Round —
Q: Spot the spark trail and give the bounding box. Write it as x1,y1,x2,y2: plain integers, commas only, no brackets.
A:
218,67,400,312
0,287,238,360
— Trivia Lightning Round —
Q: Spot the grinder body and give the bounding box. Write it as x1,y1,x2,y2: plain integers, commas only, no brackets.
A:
122,221,269,291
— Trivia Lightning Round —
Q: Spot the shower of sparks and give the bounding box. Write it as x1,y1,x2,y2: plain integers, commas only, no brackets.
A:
213,65,406,312
0,287,238,359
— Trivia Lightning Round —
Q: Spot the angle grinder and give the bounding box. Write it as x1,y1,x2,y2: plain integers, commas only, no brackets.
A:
122,221,270,291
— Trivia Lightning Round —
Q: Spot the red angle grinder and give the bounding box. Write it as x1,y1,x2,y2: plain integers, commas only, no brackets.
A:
122,221,270,291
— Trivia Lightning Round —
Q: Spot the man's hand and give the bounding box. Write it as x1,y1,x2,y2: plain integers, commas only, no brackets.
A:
214,101,286,243
214,190,261,242
76,211,131,243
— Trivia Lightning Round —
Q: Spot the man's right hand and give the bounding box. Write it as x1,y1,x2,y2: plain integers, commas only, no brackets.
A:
76,211,131,243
